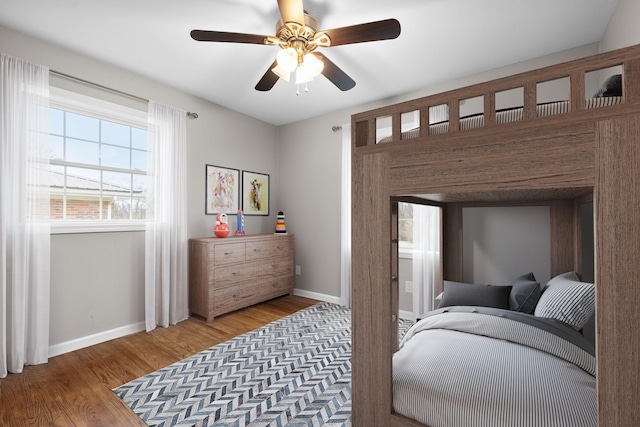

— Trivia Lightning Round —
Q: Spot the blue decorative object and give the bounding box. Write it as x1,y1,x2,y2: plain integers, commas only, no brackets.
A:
235,209,246,236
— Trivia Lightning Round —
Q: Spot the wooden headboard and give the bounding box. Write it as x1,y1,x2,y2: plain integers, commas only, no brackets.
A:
351,44,640,426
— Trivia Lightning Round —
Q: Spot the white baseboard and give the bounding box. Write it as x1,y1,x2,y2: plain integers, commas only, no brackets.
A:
47,290,335,358
48,292,413,358
292,288,341,305
48,321,146,358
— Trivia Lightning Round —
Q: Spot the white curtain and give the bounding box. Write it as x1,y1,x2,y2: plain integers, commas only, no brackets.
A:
412,204,441,317
145,101,188,331
340,124,351,308
0,54,51,377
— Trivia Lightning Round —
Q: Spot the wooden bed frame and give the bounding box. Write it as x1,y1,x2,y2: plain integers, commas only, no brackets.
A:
350,43,640,426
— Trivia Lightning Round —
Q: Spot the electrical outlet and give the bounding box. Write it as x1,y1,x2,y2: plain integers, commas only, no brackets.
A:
405,280,413,293
295,265,301,275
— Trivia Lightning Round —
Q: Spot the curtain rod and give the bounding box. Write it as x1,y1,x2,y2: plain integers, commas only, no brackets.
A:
49,69,198,119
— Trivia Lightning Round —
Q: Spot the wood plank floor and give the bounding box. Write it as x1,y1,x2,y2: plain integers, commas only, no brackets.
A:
1,295,319,427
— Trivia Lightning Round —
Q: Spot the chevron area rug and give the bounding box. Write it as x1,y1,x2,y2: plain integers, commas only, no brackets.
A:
114,302,412,427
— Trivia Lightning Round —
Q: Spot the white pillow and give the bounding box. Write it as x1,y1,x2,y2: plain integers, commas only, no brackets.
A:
534,272,595,330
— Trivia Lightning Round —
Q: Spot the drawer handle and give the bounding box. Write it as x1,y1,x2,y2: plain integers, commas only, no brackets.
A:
253,248,261,253
272,263,280,268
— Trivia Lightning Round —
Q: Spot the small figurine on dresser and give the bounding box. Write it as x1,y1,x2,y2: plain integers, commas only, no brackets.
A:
235,209,246,236
275,211,287,234
213,213,230,238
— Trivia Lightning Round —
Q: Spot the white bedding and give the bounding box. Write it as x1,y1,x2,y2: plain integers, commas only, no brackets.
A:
393,308,596,427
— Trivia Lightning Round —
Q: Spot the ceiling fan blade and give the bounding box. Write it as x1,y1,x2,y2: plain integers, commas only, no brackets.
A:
277,0,305,25
191,30,268,45
255,60,280,91
315,53,355,91
322,18,401,47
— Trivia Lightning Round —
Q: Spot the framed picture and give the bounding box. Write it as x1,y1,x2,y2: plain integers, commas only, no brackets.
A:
205,164,239,214
242,170,269,216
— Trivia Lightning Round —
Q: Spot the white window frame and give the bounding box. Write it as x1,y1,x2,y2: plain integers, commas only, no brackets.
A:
49,87,148,234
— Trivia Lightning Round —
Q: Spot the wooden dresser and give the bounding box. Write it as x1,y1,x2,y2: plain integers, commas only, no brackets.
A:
188,234,294,321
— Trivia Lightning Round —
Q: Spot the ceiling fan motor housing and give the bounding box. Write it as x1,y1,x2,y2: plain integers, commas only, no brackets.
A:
274,13,331,56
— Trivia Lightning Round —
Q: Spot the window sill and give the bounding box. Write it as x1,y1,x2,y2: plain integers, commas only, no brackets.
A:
50,221,146,234
399,246,414,259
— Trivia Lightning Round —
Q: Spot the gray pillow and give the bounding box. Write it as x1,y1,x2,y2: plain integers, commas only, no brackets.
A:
534,272,595,330
509,272,541,314
438,280,511,309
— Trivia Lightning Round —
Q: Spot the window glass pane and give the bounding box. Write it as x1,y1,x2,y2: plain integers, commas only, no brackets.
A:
131,149,147,172
132,127,147,150
50,165,65,219
101,144,131,169
66,198,101,219
49,164,65,190
66,166,100,190
50,108,64,136
108,196,131,219
66,138,99,165
103,170,133,220
131,197,146,219
50,198,64,219
101,121,130,147
132,174,146,192
65,167,101,219
65,112,99,142
398,202,413,244
103,170,132,195
50,135,64,160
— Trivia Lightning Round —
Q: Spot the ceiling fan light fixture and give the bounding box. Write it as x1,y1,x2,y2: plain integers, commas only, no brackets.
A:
302,52,323,78
295,65,314,84
271,64,291,82
276,47,298,72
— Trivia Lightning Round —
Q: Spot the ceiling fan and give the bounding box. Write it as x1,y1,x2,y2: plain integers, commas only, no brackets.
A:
190,0,401,92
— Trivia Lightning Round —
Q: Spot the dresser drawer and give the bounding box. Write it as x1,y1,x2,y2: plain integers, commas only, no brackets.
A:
245,237,293,261
213,242,245,265
213,275,293,316
214,258,293,288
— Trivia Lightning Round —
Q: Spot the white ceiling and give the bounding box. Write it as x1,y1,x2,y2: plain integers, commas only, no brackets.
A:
0,0,618,126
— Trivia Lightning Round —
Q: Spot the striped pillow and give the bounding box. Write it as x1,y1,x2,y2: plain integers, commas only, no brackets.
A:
534,272,595,330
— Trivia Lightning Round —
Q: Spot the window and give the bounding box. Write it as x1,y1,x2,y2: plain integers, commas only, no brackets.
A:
398,202,413,257
49,88,148,233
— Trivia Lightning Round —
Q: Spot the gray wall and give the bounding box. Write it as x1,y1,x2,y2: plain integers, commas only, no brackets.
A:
600,0,640,53
462,207,551,286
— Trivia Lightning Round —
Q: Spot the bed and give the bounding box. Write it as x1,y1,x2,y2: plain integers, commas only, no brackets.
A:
350,44,640,426
394,273,597,426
